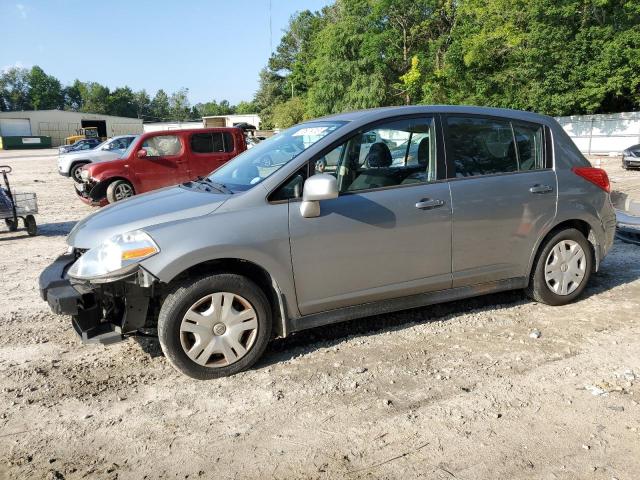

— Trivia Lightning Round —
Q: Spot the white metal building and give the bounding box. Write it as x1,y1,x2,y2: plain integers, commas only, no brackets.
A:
143,121,204,133
556,111,640,155
202,114,261,129
0,110,144,146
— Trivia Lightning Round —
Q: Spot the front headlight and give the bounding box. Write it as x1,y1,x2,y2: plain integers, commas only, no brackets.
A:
80,169,90,181
68,230,159,281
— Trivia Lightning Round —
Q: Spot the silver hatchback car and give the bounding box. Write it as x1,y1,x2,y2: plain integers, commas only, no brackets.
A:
40,106,616,379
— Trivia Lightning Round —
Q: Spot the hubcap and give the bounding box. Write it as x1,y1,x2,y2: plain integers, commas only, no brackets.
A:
179,292,258,368
114,183,132,201
544,239,586,296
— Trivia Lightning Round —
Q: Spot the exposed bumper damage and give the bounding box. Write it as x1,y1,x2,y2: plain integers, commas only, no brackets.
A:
39,253,156,344
74,180,108,206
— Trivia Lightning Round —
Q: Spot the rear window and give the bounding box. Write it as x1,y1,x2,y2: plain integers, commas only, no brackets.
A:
190,132,234,153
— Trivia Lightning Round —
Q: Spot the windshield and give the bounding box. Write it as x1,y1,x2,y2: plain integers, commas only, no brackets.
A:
208,121,345,192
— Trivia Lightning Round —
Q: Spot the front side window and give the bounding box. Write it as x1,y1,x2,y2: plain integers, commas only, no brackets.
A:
314,117,436,193
447,116,545,177
209,121,344,193
142,135,182,157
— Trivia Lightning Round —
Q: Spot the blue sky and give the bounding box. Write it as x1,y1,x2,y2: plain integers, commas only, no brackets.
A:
0,0,333,104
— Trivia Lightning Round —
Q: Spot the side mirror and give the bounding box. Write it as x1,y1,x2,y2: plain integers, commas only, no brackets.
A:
300,173,338,218
137,149,147,159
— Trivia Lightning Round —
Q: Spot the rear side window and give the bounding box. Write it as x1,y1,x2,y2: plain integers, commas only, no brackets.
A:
513,123,544,170
142,135,182,156
190,132,235,153
446,116,545,177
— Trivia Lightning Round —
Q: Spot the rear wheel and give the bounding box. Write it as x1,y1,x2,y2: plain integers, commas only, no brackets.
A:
70,162,89,183
526,228,592,306
158,274,272,380
106,180,134,204
25,215,37,236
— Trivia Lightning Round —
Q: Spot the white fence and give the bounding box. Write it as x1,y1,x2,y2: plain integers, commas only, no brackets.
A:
556,112,640,155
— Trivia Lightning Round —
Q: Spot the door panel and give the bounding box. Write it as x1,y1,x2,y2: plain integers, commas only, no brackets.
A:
450,170,557,286
289,182,453,315
134,134,188,191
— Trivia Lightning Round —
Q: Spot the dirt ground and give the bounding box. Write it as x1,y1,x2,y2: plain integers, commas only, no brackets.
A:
0,149,639,480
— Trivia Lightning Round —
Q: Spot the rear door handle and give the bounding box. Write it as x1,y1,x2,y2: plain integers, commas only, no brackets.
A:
415,198,445,210
529,184,553,194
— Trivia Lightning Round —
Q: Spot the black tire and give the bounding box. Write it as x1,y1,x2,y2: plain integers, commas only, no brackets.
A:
526,228,593,306
5,218,17,232
106,179,134,204
158,274,272,380
25,215,37,236
70,162,89,183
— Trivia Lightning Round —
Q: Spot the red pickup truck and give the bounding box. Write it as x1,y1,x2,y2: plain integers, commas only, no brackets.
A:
75,128,247,205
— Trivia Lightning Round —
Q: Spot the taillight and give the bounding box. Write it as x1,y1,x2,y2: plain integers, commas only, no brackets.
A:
572,166,610,193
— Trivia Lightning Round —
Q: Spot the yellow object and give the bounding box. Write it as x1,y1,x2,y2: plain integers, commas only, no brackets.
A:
64,127,102,145
121,246,158,261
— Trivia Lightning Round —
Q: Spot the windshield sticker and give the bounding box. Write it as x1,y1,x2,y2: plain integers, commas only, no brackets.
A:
293,126,328,137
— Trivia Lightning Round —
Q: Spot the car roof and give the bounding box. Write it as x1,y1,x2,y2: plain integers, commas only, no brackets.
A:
141,127,241,136
316,105,555,125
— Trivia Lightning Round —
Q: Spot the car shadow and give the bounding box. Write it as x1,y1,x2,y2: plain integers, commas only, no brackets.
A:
0,220,76,241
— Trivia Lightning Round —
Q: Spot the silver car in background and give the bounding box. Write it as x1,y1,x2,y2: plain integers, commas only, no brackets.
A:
40,106,616,379
57,135,137,182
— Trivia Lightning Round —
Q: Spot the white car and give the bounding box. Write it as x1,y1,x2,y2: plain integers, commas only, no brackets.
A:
58,135,136,182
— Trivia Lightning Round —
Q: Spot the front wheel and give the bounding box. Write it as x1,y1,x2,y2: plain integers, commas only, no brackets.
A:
158,274,272,380
526,228,593,306
70,162,89,183
106,180,134,204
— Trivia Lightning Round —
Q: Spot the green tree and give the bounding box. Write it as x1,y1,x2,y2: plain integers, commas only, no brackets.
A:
150,89,170,120
0,67,31,111
108,86,136,117
80,82,110,114
133,89,151,119
169,88,191,121
28,66,64,109
235,100,258,114
64,79,84,111
272,96,305,128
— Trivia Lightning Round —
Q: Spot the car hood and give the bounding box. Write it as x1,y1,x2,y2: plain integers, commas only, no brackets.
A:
67,186,230,249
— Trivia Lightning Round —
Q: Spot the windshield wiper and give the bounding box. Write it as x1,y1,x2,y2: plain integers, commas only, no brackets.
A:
193,177,233,194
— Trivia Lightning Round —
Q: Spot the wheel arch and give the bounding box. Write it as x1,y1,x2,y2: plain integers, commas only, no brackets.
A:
527,218,598,283
90,176,135,202
163,257,289,338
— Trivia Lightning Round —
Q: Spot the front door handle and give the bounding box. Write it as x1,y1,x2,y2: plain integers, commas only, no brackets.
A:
415,198,445,210
529,184,553,194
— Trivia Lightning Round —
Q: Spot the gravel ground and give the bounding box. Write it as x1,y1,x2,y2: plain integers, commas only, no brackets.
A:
0,150,639,480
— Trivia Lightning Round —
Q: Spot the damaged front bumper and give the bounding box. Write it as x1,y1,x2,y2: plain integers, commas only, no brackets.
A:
74,180,108,206
39,253,155,345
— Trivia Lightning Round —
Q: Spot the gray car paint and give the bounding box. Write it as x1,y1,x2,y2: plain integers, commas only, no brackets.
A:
65,105,616,328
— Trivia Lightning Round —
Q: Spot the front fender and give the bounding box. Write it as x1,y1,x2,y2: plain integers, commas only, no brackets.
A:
140,201,299,317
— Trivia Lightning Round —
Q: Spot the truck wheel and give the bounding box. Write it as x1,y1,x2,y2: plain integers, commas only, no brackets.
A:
158,274,272,380
106,180,134,203
526,228,592,306
25,215,37,236
70,162,89,183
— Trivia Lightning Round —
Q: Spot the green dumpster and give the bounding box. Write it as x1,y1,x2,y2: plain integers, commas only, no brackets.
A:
0,136,52,149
